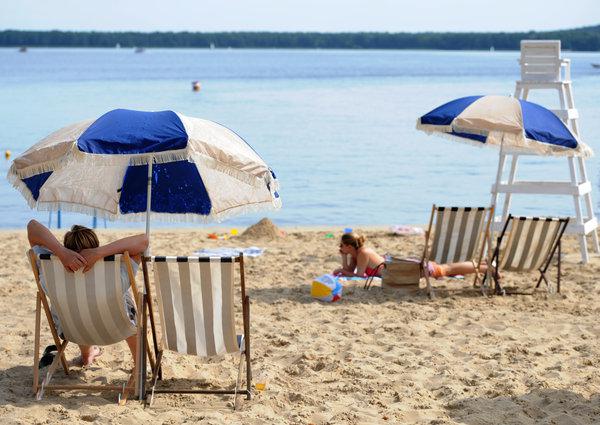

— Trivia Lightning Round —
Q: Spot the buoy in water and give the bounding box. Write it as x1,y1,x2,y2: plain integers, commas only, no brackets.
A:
4,150,10,159
192,81,201,92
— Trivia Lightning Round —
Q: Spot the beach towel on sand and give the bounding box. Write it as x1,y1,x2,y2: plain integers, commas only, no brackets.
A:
194,247,264,257
390,225,425,236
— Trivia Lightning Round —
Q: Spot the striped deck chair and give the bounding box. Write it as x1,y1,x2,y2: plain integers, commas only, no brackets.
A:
423,205,494,298
490,215,569,295
28,250,142,403
142,254,251,408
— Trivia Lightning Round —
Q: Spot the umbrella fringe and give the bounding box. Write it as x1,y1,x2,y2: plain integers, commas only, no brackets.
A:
7,171,38,210
68,148,276,190
191,154,273,190
71,148,190,167
416,121,593,158
8,158,70,180
9,151,277,190
15,198,282,224
7,155,282,221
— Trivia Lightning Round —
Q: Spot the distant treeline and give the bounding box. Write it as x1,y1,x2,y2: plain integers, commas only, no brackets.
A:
1,25,600,50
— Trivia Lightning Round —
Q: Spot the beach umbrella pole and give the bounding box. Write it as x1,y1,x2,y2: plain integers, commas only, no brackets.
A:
145,161,153,256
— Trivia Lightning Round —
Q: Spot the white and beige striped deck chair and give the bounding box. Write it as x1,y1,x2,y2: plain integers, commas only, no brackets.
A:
142,254,251,408
422,205,494,298
490,215,569,295
28,250,142,403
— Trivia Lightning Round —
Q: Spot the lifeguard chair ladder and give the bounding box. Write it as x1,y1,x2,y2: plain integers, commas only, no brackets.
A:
491,40,599,263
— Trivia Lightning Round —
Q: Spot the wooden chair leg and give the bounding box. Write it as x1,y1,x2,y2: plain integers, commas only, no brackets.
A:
538,271,550,289
146,350,163,407
142,261,160,374
233,352,244,411
118,372,137,406
471,260,481,288
490,247,505,295
557,240,562,293
145,335,155,374
33,294,41,394
36,339,68,400
425,272,435,300
244,296,252,400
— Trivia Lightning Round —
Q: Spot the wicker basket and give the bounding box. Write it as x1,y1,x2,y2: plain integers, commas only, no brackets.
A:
382,257,422,286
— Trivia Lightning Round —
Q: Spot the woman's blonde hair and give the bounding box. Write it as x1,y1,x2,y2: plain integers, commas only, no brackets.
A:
341,232,365,249
63,225,99,252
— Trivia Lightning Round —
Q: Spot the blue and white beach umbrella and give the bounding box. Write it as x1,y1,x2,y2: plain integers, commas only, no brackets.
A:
416,95,593,157
7,109,281,230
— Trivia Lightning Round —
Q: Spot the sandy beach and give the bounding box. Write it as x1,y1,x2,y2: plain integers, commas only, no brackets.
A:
0,224,599,424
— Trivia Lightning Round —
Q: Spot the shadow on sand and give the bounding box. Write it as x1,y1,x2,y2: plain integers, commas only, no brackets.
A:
446,388,600,425
248,281,488,305
0,364,130,408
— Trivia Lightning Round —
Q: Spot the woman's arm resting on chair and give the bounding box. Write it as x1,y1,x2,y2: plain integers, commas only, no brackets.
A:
27,219,87,272
80,234,149,272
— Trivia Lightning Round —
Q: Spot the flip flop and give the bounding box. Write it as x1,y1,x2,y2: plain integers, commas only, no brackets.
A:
39,344,58,369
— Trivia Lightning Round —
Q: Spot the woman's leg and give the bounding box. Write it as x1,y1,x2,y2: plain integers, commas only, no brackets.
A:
126,335,137,363
428,261,490,278
437,261,485,277
78,344,102,366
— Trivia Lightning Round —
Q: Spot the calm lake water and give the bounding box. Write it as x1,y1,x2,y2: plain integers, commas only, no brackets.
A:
1,48,599,229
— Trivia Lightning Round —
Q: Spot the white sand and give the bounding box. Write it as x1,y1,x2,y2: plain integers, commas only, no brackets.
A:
1,227,599,424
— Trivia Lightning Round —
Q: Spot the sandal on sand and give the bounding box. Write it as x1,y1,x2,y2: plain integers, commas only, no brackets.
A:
39,345,58,369
72,346,103,368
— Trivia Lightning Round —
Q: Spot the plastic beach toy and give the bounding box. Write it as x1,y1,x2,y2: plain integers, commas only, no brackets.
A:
254,371,268,391
311,274,342,302
343,227,353,234
325,233,334,238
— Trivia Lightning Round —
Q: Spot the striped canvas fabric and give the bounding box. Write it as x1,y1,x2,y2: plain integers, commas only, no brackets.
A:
499,217,565,272
38,254,137,346
429,207,489,264
151,256,240,357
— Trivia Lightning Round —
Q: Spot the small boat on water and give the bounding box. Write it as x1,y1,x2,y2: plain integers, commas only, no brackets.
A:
18,46,27,53
134,47,145,53
592,63,600,69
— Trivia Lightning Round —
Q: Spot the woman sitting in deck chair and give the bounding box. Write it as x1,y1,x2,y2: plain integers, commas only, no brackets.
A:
27,219,148,366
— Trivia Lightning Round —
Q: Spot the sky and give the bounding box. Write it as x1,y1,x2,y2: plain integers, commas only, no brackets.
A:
1,0,599,33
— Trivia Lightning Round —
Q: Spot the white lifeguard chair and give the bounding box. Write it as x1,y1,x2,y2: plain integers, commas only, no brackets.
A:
491,40,599,263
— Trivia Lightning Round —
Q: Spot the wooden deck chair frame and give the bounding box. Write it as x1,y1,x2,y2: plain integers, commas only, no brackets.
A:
141,254,251,409
489,215,569,295
422,205,494,298
28,250,144,404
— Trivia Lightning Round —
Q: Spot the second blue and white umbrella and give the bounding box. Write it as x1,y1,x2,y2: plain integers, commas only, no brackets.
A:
416,95,593,157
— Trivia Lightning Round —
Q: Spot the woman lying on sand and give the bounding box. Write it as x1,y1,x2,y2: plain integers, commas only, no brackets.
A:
27,219,148,366
333,232,386,277
333,232,489,279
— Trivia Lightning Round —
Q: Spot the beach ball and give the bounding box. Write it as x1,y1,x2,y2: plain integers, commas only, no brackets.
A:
311,274,342,302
